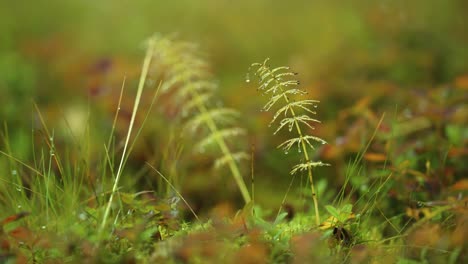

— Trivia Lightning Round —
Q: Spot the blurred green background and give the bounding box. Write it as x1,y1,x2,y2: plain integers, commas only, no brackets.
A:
1,0,467,209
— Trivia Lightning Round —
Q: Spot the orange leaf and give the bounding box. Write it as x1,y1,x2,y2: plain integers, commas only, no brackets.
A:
364,153,387,162
8,227,31,241
1,212,30,226
448,147,468,157
452,179,468,191
455,74,468,90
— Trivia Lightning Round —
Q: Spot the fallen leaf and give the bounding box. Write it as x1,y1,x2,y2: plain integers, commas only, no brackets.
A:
1,212,30,226
364,153,387,162
451,179,468,191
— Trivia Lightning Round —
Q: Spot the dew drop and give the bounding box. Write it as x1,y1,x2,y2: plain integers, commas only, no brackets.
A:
16,188,21,192
17,205,22,209
79,213,87,220
11,170,17,176
284,151,289,154
298,148,302,153
245,73,251,83
41,225,46,230
313,105,318,108
321,141,326,145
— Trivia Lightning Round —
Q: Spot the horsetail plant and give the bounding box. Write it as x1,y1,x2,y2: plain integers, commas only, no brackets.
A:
249,58,329,225
149,35,251,204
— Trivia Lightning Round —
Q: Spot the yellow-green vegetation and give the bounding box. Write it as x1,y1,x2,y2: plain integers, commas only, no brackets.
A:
249,59,329,225
148,35,251,204
1,1,468,263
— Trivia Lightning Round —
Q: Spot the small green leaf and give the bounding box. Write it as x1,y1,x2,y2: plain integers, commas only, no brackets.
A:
325,205,340,219
321,228,334,239
274,212,288,225
120,193,135,205
341,204,353,214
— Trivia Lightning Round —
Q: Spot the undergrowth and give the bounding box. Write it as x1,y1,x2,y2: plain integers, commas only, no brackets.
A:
0,34,466,263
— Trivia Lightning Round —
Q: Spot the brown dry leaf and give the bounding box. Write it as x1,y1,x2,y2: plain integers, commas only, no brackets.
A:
364,153,387,162
350,244,370,264
210,202,235,220
80,240,96,259
0,237,10,251
230,202,254,235
451,179,468,191
353,96,372,113
290,232,328,263
8,227,32,242
448,147,468,158
408,223,441,248
451,213,468,246
455,74,468,90
175,232,221,263
320,143,343,160
13,254,28,264
6,226,39,251
1,212,30,226
232,241,268,264
344,119,369,152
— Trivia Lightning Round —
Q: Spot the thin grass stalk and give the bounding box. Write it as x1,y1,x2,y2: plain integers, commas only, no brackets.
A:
99,37,156,236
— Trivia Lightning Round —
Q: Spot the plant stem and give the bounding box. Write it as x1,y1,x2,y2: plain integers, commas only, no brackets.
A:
99,37,155,237
267,68,321,226
190,89,251,204
285,96,321,226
